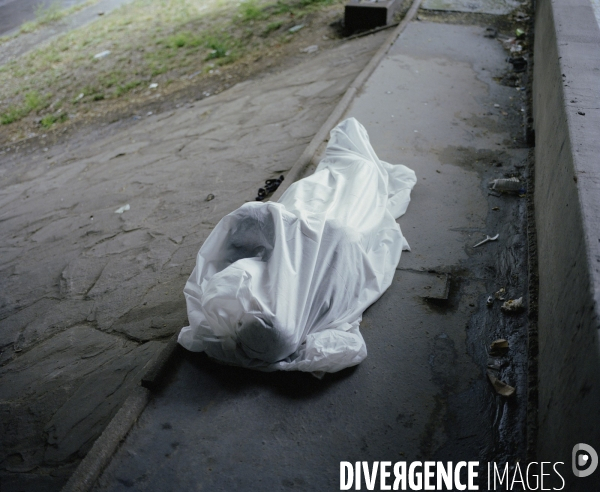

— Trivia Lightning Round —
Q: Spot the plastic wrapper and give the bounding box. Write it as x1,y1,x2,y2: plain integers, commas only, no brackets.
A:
178,118,417,373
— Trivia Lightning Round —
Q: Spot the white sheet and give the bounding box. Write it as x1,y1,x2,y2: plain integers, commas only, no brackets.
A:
178,118,417,373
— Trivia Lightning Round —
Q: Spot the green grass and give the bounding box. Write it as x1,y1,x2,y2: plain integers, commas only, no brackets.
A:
0,0,345,130
1,107,25,125
205,35,234,60
263,21,282,35
35,1,64,24
1,91,49,125
163,31,204,49
239,0,268,21
115,80,143,97
40,113,68,128
150,30,237,67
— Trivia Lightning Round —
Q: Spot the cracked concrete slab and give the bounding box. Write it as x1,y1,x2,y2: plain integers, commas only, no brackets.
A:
0,326,162,470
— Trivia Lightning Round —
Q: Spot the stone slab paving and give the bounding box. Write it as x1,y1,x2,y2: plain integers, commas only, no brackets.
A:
0,30,388,491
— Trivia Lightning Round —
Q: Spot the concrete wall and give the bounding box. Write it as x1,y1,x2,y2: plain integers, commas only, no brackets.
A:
533,0,600,486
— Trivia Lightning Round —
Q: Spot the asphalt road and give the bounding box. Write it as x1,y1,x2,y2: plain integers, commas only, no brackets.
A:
0,0,136,69
0,0,88,36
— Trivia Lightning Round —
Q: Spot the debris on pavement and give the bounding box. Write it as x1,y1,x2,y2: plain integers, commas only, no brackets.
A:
149,83,158,89
487,371,516,397
508,56,527,72
114,204,130,214
483,27,497,38
489,177,524,193
487,295,494,307
490,338,509,355
289,24,304,33
473,233,499,248
514,11,530,22
301,45,319,54
93,50,111,59
256,174,285,201
420,272,451,301
494,287,506,300
501,297,524,313
498,35,515,46
487,358,504,370
206,194,215,201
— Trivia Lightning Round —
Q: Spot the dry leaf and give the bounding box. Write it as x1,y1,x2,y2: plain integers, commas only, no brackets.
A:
501,297,524,312
490,339,509,355
487,371,515,397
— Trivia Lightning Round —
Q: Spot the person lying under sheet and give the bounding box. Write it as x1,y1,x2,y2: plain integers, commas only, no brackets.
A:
178,117,417,375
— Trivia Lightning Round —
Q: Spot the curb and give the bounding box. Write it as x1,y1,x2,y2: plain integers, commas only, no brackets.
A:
60,337,177,492
61,386,150,492
60,3,422,490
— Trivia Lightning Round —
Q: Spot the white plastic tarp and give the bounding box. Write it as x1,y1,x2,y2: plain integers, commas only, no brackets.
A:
178,118,417,374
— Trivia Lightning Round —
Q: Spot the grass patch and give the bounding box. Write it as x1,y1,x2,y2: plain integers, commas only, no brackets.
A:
263,21,283,35
40,113,68,128
204,35,235,60
1,91,49,125
0,0,345,131
239,0,269,21
35,1,65,24
163,31,204,49
115,80,143,97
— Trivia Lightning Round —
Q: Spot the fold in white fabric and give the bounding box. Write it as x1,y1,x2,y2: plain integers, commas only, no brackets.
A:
178,118,417,373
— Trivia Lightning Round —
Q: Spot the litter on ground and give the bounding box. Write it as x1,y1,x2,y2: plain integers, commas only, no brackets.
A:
114,204,130,214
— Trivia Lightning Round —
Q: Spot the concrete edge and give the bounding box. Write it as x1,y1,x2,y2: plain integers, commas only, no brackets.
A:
270,0,423,201
60,5,424,490
61,386,150,492
60,335,180,492
533,0,600,482
140,334,179,390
